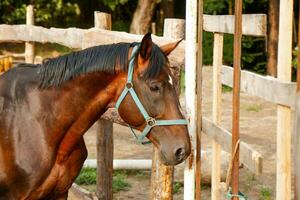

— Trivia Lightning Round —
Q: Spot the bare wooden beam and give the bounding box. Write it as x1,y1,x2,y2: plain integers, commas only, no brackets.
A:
203,14,266,36
25,5,35,64
211,32,223,200
221,65,296,107
294,4,300,199
276,0,293,199
0,24,184,67
202,117,262,175
232,0,243,197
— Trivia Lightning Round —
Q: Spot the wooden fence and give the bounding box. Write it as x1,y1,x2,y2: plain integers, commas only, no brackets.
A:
0,2,297,199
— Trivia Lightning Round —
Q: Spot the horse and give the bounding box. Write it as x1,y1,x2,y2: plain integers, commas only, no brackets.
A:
0,33,191,199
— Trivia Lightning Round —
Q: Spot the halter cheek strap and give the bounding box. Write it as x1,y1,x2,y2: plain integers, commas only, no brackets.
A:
115,45,187,144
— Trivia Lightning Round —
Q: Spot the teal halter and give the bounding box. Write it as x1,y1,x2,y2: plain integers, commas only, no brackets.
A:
115,45,188,144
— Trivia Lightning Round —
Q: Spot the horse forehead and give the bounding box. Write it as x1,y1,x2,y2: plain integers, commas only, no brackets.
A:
168,75,173,85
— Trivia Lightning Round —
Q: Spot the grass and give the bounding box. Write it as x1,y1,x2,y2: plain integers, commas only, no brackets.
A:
259,185,272,200
75,168,131,193
173,182,183,194
246,103,263,112
222,84,233,92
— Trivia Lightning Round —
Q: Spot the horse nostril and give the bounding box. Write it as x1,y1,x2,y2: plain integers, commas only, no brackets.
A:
175,147,185,161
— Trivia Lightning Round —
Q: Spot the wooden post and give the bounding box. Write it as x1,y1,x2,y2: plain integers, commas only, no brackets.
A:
276,0,293,199
94,12,114,200
294,6,300,200
294,5,300,199
196,0,203,199
25,5,35,64
185,0,197,199
232,0,242,199
150,18,185,200
211,32,223,200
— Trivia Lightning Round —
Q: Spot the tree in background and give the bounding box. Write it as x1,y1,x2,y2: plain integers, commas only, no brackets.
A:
130,0,156,34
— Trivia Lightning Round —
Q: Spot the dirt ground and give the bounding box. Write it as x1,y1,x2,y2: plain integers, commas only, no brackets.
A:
74,66,281,200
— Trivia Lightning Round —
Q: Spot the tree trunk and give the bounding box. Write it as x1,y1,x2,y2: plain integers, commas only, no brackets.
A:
162,0,174,18
267,0,279,77
130,0,156,34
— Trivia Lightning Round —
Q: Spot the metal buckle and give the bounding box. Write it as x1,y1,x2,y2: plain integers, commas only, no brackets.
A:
126,82,133,89
147,118,156,127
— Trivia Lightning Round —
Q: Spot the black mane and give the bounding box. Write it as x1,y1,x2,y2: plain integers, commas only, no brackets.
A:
37,42,167,88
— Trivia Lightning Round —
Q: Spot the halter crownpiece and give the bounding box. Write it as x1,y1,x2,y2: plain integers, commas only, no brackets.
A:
115,44,188,144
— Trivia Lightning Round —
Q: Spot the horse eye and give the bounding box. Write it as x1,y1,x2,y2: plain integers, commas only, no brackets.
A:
150,84,160,92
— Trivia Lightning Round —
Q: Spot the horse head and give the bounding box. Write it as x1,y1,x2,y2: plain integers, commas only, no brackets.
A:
116,33,191,165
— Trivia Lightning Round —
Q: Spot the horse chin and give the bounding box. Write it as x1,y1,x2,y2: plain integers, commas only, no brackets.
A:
159,152,185,166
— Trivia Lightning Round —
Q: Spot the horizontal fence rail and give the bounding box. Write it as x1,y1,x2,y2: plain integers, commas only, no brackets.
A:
221,65,296,107
203,14,267,36
202,117,262,174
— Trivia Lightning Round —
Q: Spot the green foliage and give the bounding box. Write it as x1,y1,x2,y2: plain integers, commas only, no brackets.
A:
173,182,183,194
75,168,96,185
112,173,131,193
259,185,272,200
222,85,232,93
75,168,131,193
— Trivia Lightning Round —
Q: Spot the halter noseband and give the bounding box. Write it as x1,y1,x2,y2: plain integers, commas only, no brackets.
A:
115,45,187,144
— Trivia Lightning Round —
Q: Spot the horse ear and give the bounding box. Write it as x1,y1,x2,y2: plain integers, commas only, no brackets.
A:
140,33,153,59
160,39,183,56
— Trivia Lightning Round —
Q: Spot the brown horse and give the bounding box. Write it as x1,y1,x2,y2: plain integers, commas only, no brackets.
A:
0,33,190,200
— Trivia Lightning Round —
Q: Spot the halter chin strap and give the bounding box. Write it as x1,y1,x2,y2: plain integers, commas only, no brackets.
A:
115,45,187,144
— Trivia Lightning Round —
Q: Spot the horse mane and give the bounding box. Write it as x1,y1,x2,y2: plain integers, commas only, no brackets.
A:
37,42,167,88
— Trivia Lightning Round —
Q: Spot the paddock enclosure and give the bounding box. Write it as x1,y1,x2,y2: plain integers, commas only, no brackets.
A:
0,0,299,199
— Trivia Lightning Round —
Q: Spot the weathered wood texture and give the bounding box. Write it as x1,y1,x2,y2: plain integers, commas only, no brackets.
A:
196,0,203,199
25,5,35,64
150,18,184,200
211,32,223,200
276,0,293,199
184,0,197,199
294,5,300,199
96,120,113,200
267,0,279,77
93,12,114,200
151,150,174,200
0,25,184,67
202,117,262,175
232,0,243,198
221,65,296,107
203,14,266,36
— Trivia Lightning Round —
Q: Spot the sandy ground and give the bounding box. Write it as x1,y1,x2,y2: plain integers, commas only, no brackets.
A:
71,66,281,199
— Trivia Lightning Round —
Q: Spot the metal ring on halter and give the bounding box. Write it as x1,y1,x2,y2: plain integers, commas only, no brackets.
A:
115,44,188,144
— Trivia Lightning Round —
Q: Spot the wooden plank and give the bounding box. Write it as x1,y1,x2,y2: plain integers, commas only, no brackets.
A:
93,12,114,200
293,6,300,200
196,0,203,199
221,65,296,107
276,0,293,199
96,119,113,200
184,0,197,199
203,14,266,36
150,18,185,200
202,117,262,175
294,5,300,199
0,24,184,66
25,5,34,64
232,0,243,198
211,32,223,200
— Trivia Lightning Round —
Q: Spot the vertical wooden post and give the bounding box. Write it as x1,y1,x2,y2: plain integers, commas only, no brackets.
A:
185,0,197,199
196,0,203,199
96,120,113,200
25,5,35,64
94,12,114,200
276,0,293,199
150,18,185,200
211,32,223,200
232,0,242,199
294,5,300,199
